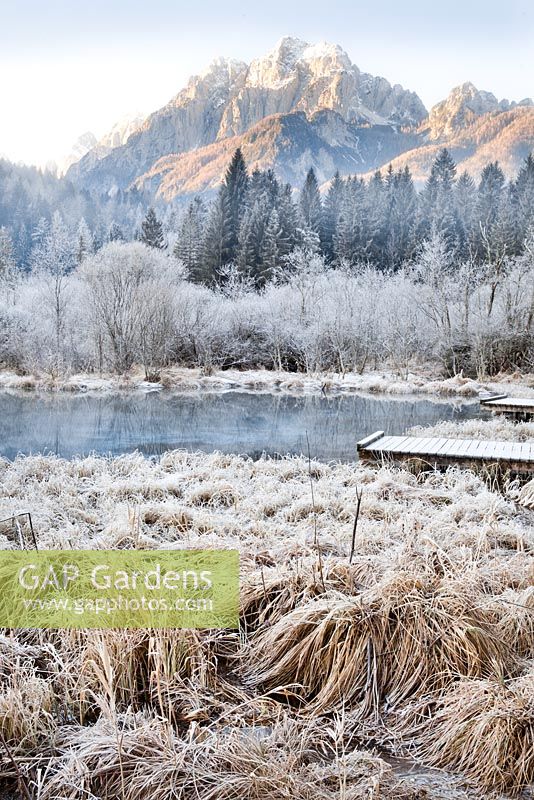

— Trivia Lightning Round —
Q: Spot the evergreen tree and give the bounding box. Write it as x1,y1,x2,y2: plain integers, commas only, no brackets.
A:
334,178,366,264
76,218,93,265
224,148,249,262
298,225,321,255
31,211,75,275
276,184,300,257
421,149,458,247
477,162,505,228
323,172,344,262
455,171,477,258
107,222,125,242
0,227,16,295
475,162,506,259
260,208,284,283
511,154,534,243
31,217,50,250
13,222,32,270
174,197,206,280
365,171,388,266
237,197,270,280
201,187,232,283
300,168,323,239
385,167,418,266
141,207,165,249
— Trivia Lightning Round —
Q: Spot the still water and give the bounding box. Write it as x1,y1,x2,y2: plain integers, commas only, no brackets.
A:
0,390,484,463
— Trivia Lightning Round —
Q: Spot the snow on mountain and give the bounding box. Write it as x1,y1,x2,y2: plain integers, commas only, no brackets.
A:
66,36,427,194
59,113,146,177
58,131,98,175
98,112,146,149
64,38,534,199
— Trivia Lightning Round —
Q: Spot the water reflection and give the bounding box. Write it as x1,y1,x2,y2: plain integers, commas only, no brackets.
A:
0,390,484,463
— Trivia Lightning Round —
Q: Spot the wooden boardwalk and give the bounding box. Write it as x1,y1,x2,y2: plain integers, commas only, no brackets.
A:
480,394,534,419
357,431,534,475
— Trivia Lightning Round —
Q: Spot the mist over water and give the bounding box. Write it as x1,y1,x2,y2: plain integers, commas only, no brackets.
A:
0,390,485,463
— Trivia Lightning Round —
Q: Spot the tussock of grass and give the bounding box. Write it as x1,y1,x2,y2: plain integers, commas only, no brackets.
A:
399,667,534,795
39,713,424,800
245,574,513,715
518,477,534,510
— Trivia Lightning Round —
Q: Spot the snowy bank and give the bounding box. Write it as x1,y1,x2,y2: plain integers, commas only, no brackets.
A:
1,365,534,399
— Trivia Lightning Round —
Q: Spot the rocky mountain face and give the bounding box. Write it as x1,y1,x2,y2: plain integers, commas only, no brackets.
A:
369,85,534,185
365,105,534,185
61,113,146,179
423,82,533,141
59,131,98,175
133,110,420,199
67,37,427,195
66,38,533,199
98,112,146,150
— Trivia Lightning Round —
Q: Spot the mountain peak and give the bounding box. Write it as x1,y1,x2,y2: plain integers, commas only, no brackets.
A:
426,82,506,140
247,36,352,87
202,55,248,77
67,36,428,193
271,35,309,58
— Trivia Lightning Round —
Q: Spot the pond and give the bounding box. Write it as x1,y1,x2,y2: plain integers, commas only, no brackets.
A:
0,389,486,463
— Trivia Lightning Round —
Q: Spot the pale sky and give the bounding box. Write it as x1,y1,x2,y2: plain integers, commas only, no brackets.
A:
1,0,533,167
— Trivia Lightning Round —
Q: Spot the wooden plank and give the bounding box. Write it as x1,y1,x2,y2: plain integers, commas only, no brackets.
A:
357,431,534,473
357,431,384,451
413,437,441,454
437,438,459,455
519,442,532,462
424,438,450,455
480,394,508,404
365,435,399,452
403,436,432,455
445,439,471,457
455,439,475,457
477,440,497,461
386,436,423,453
496,442,516,462
483,397,534,409
467,439,485,456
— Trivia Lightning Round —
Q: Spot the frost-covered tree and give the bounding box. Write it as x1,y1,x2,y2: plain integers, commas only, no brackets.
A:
512,154,534,242
300,168,323,241
323,171,344,261
76,218,94,265
421,149,458,248
30,211,76,374
140,207,165,249
0,227,17,307
201,187,232,282
455,171,477,258
174,197,206,282
260,208,284,282
224,148,248,262
107,222,125,242
385,166,417,266
80,242,173,373
0,227,16,283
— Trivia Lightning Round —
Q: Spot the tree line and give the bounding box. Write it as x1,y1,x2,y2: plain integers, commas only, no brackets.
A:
1,148,533,289
168,148,534,286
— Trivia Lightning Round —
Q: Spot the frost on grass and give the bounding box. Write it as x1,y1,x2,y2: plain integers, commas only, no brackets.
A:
0,445,533,797
410,415,534,442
